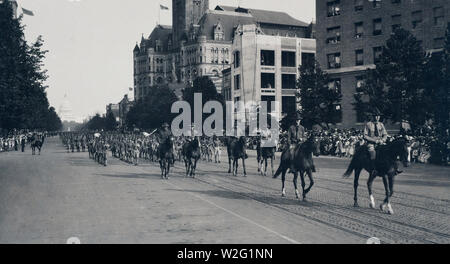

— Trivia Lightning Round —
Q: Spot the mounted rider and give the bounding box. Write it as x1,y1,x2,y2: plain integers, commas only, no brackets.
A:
157,122,174,163
286,114,316,173
364,107,388,174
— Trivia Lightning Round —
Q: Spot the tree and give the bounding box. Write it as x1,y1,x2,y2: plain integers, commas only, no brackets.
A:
104,111,118,131
297,56,342,129
126,85,178,130
182,76,225,130
354,28,427,127
0,1,61,131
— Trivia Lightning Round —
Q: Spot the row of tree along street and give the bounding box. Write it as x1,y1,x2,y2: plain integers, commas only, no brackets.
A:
0,1,62,135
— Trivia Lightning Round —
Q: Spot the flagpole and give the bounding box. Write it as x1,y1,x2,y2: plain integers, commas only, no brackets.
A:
158,2,160,25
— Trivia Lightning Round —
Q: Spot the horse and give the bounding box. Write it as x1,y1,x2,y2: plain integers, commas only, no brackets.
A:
273,134,321,200
158,136,174,180
31,139,43,155
226,136,247,176
256,138,276,177
343,137,409,214
182,137,201,178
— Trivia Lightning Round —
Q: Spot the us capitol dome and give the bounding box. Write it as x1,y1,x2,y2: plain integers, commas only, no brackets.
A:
58,94,76,122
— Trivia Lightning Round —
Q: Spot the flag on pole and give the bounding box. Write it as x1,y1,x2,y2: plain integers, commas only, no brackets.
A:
160,4,169,10
21,7,34,16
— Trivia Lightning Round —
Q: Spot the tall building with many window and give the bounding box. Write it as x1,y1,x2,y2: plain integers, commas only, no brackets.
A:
133,1,314,103
229,24,316,123
316,0,450,127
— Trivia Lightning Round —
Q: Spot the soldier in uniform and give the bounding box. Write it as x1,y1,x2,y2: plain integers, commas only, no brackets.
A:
364,108,388,176
286,114,316,172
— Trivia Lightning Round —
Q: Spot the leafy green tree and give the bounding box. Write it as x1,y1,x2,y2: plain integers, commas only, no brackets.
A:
126,85,178,130
354,28,427,127
0,1,61,131
297,56,342,129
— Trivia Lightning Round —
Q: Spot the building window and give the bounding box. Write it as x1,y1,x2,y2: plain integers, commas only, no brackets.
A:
391,0,401,4
282,74,296,89
354,0,363,11
234,51,240,68
261,50,275,66
261,73,275,89
327,53,341,69
282,51,296,67
234,75,240,90
373,46,383,64
355,49,364,66
355,22,364,39
301,53,315,65
282,96,296,115
326,26,341,44
412,11,422,29
372,0,381,8
434,38,445,49
261,96,276,114
327,0,341,17
328,79,341,94
373,18,382,36
434,7,444,26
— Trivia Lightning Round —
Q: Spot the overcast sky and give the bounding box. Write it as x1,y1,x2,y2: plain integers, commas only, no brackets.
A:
18,0,315,122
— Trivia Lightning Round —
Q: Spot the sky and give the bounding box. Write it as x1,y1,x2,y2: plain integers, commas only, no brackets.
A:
18,0,315,122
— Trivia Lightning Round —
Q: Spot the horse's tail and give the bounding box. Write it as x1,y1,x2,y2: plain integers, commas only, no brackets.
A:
343,157,356,178
273,163,284,179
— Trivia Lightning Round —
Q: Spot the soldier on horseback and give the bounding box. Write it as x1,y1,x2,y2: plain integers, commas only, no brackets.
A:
364,108,388,176
287,114,316,173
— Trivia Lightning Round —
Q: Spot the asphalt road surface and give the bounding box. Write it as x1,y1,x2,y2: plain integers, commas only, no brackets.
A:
1,137,449,244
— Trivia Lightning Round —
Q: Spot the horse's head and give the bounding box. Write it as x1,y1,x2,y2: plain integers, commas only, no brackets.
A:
392,137,409,168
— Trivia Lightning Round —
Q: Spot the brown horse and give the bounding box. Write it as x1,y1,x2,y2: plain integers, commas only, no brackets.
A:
273,134,320,200
158,136,174,180
343,137,409,214
182,137,201,178
226,136,247,176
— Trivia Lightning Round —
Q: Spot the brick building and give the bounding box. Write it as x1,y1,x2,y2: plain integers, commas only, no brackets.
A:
316,0,450,128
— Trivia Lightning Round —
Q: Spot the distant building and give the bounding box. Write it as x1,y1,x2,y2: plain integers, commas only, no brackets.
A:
106,103,120,123
133,1,314,102
315,0,450,127
58,94,77,122
118,94,133,127
228,24,316,122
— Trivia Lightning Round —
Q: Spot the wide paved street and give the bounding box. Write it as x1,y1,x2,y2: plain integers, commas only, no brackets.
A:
1,137,449,244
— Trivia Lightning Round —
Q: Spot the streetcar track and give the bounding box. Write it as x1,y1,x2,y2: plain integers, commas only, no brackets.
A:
109,153,450,243
204,171,450,241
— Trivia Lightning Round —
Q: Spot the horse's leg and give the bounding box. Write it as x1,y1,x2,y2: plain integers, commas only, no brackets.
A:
353,168,362,207
293,172,299,199
387,173,395,214
228,155,232,174
242,157,247,176
264,158,268,176
184,159,189,177
281,169,287,197
192,159,197,178
305,169,314,195
270,157,274,177
299,171,307,201
380,175,390,212
367,172,377,209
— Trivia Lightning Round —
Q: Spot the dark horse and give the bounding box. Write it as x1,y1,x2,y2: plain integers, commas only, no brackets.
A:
158,136,174,180
257,139,276,177
182,137,201,178
273,134,320,200
31,136,43,155
226,136,247,176
343,137,409,214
